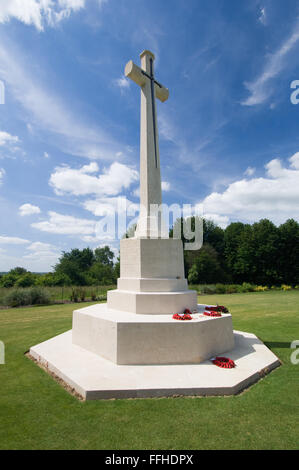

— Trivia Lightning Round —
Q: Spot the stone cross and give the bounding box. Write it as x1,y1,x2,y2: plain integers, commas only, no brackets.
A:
125,50,169,238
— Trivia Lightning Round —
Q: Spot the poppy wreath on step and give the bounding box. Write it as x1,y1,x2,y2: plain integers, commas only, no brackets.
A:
172,309,192,321
206,305,229,313
203,311,222,317
212,357,235,368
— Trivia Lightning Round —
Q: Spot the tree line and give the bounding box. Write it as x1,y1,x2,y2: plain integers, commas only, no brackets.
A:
177,217,299,285
0,246,119,288
0,218,298,288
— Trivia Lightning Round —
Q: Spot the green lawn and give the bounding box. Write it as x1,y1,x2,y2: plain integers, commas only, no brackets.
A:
0,290,298,450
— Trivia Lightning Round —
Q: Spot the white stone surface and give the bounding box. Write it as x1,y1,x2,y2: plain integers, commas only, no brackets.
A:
109,238,197,315
107,290,197,315
29,329,280,400
72,303,234,364
117,277,188,292
119,238,185,279
125,50,168,238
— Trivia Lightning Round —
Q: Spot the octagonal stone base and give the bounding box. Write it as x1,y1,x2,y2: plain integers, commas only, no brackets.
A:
29,329,280,400
72,303,234,365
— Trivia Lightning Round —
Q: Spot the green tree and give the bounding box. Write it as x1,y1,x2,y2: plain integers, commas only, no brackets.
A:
0,267,29,287
0,273,17,288
224,222,248,283
9,267,28,276
188,264,199,284
189,244,226,284
114,253,120,279
233,219,279,285
15,272,37,288
54,248,95,285
277,219,299,285
94,246,114,267
89,262,116,285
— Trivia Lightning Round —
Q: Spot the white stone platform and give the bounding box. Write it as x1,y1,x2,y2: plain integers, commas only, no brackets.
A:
72,304,234,364
29,329,280,400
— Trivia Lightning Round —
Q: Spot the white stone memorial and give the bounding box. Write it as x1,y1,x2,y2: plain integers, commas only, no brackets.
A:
30,50,280,399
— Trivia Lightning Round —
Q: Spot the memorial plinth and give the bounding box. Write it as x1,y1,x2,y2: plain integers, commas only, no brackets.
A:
107,238,197,314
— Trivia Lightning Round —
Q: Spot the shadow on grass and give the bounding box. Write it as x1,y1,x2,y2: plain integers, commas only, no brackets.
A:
264,341,291,349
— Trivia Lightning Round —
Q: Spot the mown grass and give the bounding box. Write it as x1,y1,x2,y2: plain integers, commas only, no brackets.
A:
0,290,298,449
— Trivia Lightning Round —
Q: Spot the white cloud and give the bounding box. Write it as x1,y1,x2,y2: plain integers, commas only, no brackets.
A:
244,166,256,177
0,0,86,31
58,0,85,8
290,151,299,169
27,241,58,252
0,167,5,184
49,161,139,197
81,235,100,243
44,151,50,159
162,181,170,191
258,7,267,26
0,235,29,244
114,76,130,93
83,196,139,217
203,213,230,229
0,131,19,146
31,211,96,235
242,21,299,106
23,240,60,261
132,187,140,198
199,152,299,226
19,203,41,216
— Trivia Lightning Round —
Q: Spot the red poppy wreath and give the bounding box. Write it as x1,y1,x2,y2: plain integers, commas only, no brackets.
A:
203,311,222,317
212,356,235,368
172,308,193,320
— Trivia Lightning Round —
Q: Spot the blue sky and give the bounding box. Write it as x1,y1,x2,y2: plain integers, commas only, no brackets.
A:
0,0,299,271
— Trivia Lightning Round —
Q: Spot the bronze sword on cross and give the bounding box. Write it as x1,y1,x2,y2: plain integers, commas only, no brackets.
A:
125,51,169,169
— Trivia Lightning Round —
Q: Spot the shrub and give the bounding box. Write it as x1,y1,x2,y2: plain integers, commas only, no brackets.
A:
28,286,50,305
241,282,256,292
4,289,31,307
188,265,199,284
281,284,291,291
90,290,97,301
254,285,268,292
96,294,107,302
70,287,79,302
226,284,238,294
79,287,86,302
70,287,86,302
202,284,217,294
4,287,50,307
215,283,226,294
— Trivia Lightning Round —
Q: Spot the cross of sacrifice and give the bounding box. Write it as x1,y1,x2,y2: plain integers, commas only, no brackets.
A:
125,50,169,238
